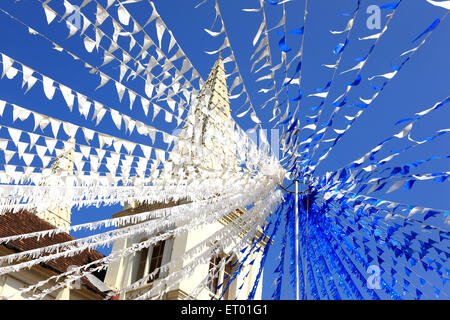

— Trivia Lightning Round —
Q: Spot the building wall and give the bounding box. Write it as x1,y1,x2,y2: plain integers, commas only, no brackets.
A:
0,246,105,300
105,217,264,300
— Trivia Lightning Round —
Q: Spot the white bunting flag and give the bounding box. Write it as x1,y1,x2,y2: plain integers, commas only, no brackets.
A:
92,102,106,126
115,82,126,102
117,5,131,25
77,92,92,119
62,122,79,138
12,105,31,122
141,97,150,116
155,18,165,48
426,0,450,10
49,118,61,138
8,127,22,146
83,36,96,53
110,110,122,130
42,4,57,25
128,90,136,110
42,76,56,100
28,132,39,150
59,83,75,111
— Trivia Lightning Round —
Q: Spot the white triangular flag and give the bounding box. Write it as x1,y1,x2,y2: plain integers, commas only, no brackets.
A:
17,141,28,159
42,4,57,24
96,73,110,90
368,71,397,81
12,104,31,122
79,145,91,159
42,75,56,100
96,148,106,161
113,139,123,153
33,114,49,131
141,97,150,116
95,4,108,26
128,90,136,110
308,92,329,98
110,110,122,130
5,66,18,80
21,64,34,89
155,18,165,48
164,109,173,123
62,122,79,138
24,76,38,93
35,145,47,160
302,124,317,130
82,127,95,143
8,127,22,146
117,5,131,25
4,150,15,164
95,28,104,50
81,14,90,34
330,18,354,35
41,155,52,168
141,145,152,159
341,61,365,75
426,0,450,9
152,104,161,122
167,99,176,112
0,100,5,116
77,92,91,119
102,51,115,66
92,101,106,126
22,153,35,167
83,36,96,53
122,141,135,155
155,149,166,162
394,123,413,139
59,83,75,111
115,82,126,102
1,54,14,79
49,118,61,138
148,129,156,144
253,19,265,47
119,63,128,82
90,154,100,171
28,132,39,150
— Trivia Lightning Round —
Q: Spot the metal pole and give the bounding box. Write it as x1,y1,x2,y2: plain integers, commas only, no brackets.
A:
295,180,299,300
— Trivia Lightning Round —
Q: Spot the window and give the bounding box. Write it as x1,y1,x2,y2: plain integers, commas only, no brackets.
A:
207,255,235,299
135,247,149,282
207,256,221,294
148,240,166,281
222,261,234,300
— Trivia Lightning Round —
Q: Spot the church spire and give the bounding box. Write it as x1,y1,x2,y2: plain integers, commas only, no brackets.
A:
166,57,237,176
201,56,231,118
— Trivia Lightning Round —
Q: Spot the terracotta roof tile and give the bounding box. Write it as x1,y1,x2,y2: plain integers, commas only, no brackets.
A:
0,210,108,297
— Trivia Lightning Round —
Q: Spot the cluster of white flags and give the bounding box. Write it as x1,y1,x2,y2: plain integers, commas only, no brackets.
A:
1,52,188,136
0,0,286,298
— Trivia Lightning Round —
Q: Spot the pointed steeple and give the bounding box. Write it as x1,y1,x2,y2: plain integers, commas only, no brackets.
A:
164,57,237,177
200,56,231,119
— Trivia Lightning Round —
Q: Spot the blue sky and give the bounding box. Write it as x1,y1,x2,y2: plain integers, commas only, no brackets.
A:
0,0,448,299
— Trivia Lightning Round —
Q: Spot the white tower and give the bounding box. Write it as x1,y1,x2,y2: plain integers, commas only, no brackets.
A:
35,138,76,229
